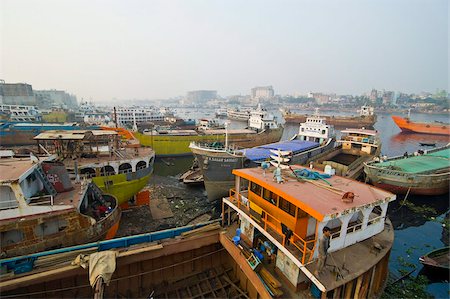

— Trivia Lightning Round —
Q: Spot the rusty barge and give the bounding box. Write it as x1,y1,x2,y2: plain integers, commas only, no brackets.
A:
1,165,395,299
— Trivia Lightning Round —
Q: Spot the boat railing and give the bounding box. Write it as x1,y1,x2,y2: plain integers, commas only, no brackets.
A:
229,188,316,264
0,200,19,210
27,195,54,206
192,142,246,155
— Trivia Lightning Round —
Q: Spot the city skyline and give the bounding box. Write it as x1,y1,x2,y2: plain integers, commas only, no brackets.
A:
1,0,448,102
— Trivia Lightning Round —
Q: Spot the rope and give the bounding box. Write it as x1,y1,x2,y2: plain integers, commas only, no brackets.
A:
1,248,226,298
392,186,412,212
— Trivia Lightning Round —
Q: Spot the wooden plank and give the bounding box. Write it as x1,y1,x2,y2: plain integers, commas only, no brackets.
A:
222,276,250,299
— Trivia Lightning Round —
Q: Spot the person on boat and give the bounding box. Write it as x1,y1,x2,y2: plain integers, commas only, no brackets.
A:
315,226,331,276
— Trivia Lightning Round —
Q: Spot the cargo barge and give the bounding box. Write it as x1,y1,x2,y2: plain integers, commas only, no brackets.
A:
283,106,376,128
364,144,450,195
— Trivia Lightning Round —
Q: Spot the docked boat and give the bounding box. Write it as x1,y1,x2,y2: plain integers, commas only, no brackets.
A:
190,114,335,201
134,110,283,157
33,129,155,205
0,166,396,299
226,106,252,121
419,247,450,273
0,104,42,122
284,105,377,128
309,128,381,179
0,157,121,258
392,115,450,136
215,107,228,117
0,122,99,146
364,144,450,195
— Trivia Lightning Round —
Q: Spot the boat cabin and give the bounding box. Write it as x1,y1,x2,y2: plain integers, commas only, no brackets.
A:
33,130,155,178
338,128,380,155
248,104,278,131
222,165,396,297
297,115,335,143
0,158,119,257
359,106,374,116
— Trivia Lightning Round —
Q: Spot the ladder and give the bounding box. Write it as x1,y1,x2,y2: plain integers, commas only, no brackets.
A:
35,164,57,197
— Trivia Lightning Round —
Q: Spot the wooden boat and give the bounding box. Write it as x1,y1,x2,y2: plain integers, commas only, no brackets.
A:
283,106,377,128
419,247,450,272
180,168,204,185
308,128,381,179
392,115,450,136
419,142,436,147
190,114,335,201
1,165,397,299
364,144,450,195
135,105,283,157
33,129,155,205
0,158,121,258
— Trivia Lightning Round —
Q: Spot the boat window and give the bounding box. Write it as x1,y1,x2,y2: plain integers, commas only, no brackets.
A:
297,208,308,218
278,197,296,217
368,205,383,225
0,186,19,210
34,218,68,237
118,163,133,174
325,218,342,239
0,229,24,245
262,188,277,205
100,165,116,176
250,182,262,197
347,211,364,233
136,161,147,170
80,167,96,178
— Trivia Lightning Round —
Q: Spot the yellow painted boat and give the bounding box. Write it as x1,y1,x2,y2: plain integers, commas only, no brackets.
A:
134,127,284,157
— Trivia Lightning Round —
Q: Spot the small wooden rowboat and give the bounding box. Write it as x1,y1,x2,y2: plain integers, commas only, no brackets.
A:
419,142,436,147
419,247,450,272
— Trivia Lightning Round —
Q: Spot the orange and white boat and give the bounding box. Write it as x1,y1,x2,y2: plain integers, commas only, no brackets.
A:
392,115,450,136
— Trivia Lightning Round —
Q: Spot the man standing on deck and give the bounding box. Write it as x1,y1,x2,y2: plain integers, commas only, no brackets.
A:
314,226,331,276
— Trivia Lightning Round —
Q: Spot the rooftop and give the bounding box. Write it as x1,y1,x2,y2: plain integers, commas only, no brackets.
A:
341,128,378,136
0,158,36,182
232,165,395,221
34,130,118,140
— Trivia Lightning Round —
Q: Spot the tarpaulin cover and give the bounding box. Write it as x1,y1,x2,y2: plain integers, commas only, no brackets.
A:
242,140,319,161
377,148,450,173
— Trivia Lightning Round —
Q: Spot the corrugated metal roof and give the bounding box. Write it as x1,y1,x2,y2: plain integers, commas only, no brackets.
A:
34,130,117,140
233,165,395,221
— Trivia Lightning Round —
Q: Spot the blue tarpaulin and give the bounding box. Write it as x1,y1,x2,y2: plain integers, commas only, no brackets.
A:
242,140,319,161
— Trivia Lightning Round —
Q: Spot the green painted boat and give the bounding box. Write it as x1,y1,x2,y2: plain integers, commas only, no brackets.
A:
92,167,153,205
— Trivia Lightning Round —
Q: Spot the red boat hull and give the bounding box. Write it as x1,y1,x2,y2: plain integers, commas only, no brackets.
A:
392,115,450,136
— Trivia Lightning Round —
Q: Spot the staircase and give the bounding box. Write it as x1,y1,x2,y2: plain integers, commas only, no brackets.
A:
35,164,57,197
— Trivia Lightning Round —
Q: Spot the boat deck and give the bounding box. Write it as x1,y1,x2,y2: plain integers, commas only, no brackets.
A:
223,218,394,294
377,148,450,173
64,147,154,166
241,140,319,162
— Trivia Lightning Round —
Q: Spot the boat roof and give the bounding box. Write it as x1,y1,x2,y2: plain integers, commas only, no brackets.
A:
232,165,395,221
34,130,118,140
341,128,378,136
0,159,36,182
376,148,450,173
241,140,319,161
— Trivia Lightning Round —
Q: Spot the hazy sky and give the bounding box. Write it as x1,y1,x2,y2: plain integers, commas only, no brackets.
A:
0,0,448,102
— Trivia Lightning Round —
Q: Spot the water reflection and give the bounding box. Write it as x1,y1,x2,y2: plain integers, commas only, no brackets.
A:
388,195,449,230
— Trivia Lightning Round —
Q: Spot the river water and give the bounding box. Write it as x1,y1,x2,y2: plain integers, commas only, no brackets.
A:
153,108,450,298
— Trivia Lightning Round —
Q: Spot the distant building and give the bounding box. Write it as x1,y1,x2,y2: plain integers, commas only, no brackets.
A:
186,90,217,104
251,86,274,100
35,90,78,109
370,89,378,102
307,92,330,105
0,81,36,106
382,91,394,105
